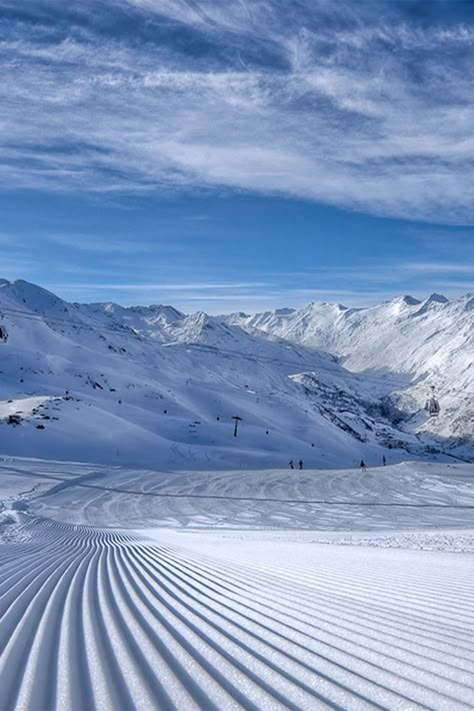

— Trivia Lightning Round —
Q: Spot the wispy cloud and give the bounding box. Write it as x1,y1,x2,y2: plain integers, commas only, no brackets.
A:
402,261,474,275
45,233,151,254
2,2,474,222
51,281,267,291
43,260,472,313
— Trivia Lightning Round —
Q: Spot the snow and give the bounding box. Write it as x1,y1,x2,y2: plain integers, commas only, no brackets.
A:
0,458,473,710
0,279,473,709
228,291,474,446
0,396,51,419
0,278,472,470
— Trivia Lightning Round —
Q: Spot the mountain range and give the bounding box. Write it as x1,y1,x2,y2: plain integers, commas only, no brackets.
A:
0,279,472,468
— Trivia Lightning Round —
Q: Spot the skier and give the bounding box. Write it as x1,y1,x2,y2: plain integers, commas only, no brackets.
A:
298,459,303,470
382,455,386,466
289,460,295,469
360,459,366,472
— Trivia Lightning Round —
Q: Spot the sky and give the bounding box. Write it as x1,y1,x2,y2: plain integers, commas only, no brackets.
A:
1,0,474,313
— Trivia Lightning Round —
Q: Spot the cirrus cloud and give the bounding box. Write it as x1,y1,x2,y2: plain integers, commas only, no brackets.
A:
1,0,474,223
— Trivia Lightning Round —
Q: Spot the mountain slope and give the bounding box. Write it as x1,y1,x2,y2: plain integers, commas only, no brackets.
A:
228,293,474,445
0,279,471,466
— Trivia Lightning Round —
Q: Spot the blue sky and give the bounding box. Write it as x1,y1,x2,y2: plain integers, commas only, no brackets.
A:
1,0,473,313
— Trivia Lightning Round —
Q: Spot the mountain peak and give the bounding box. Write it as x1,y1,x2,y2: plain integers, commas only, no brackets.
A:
411,293,449,317
427,293,448,304
274,307,296,316
393,295,421,307
0,278,67,312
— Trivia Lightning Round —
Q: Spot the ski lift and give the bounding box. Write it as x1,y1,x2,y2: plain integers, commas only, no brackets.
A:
0,325,8,343
425,386,440,417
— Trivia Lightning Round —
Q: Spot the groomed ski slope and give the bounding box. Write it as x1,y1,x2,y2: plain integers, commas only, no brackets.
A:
0,459,473,710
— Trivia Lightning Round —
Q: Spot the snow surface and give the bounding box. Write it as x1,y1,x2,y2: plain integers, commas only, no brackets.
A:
0,457,473,710
0,279,473,709
227,293,474,445
0,279,472,468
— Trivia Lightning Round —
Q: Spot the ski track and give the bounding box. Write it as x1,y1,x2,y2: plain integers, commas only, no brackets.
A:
28,463,474,534
0,516,473,711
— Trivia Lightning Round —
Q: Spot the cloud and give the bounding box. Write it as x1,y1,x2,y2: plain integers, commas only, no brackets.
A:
43,280,398,312
45,233,144,253
43,232,184,254
51,281,267,290
0,252,41,279
42,261,472,313
2,1,474,222
402,261,474,275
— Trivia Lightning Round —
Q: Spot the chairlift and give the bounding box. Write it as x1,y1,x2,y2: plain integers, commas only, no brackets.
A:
425,386,440,417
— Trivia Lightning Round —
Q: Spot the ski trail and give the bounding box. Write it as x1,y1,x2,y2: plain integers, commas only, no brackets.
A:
0,516,473,711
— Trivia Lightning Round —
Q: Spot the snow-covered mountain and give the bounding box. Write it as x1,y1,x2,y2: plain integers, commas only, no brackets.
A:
87,301,185,341
0,279,471,467
227,293,474,445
